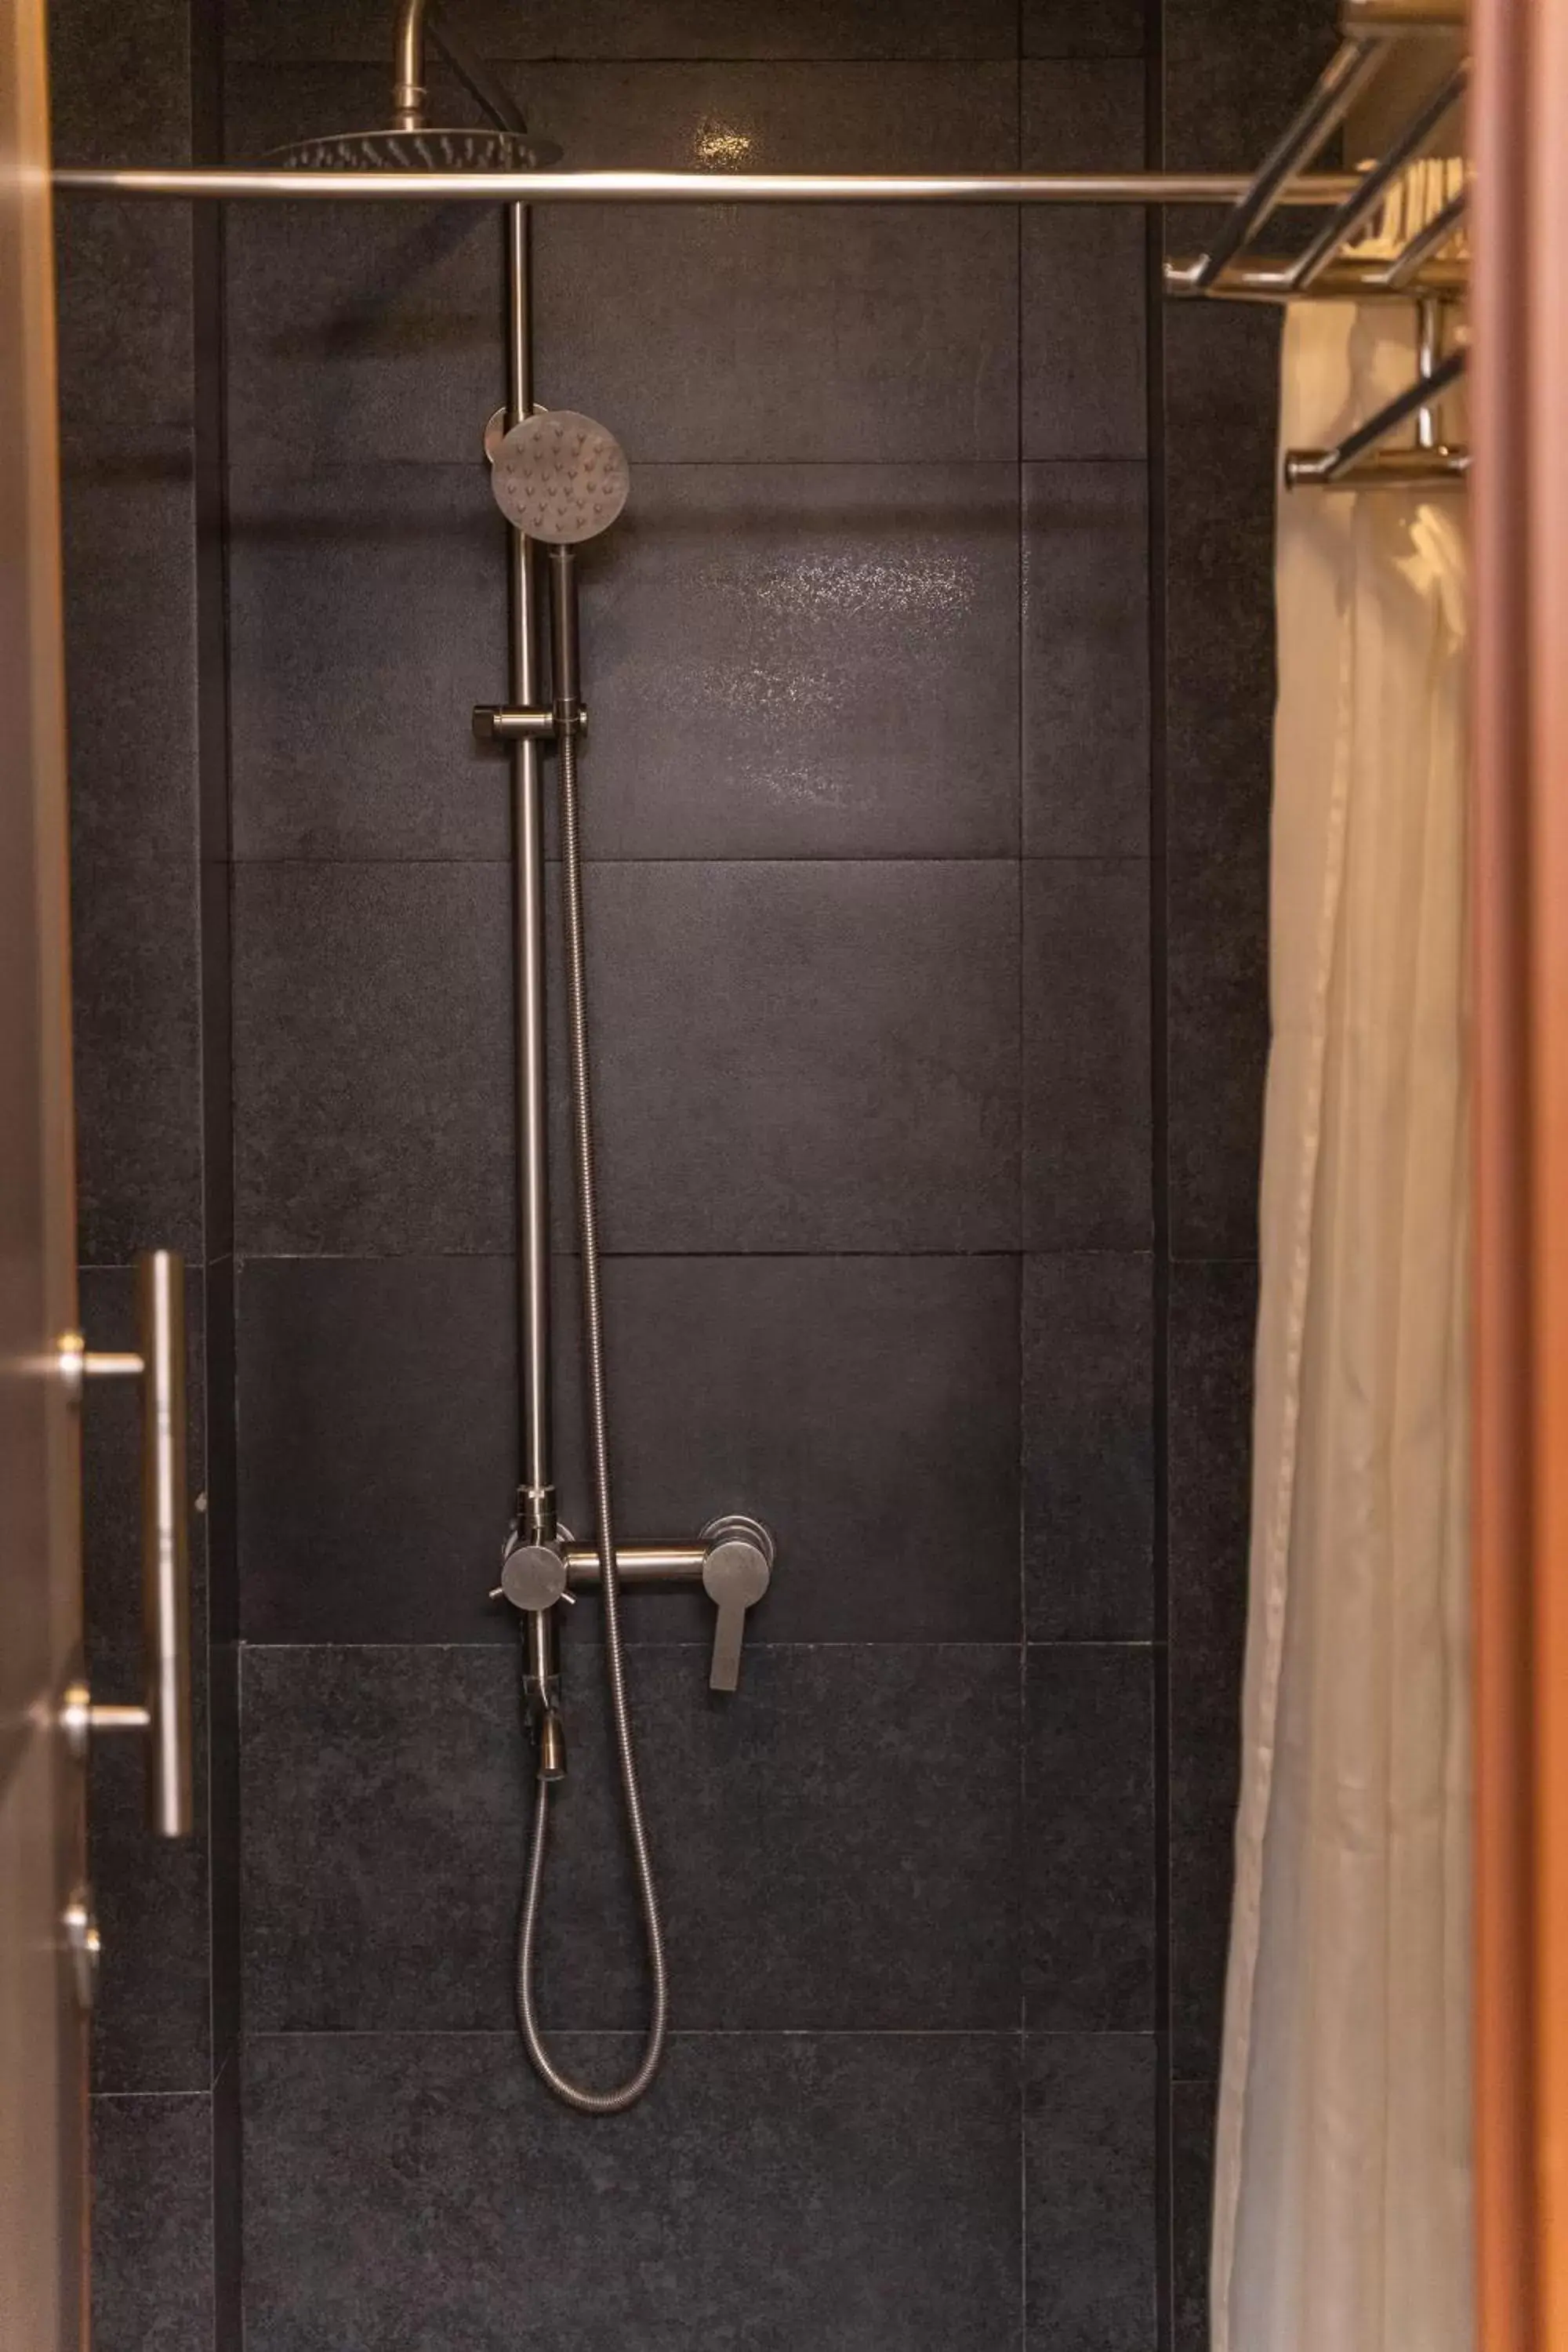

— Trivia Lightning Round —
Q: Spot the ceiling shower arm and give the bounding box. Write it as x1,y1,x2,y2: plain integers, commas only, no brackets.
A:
391,0,429,129
394,0,527,137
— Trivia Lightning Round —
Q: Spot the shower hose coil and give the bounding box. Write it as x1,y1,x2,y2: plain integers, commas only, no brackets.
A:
514,723,669,2113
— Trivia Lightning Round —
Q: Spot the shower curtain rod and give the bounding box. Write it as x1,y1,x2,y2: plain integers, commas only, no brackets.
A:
51,165,1359,205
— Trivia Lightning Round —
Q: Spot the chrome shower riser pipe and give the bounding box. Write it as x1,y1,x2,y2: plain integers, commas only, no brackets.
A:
496,232,667,2111
392,0,430,129
505,200,553,1554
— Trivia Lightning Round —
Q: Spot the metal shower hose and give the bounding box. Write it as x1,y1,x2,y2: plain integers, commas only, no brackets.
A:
514,723,669,2112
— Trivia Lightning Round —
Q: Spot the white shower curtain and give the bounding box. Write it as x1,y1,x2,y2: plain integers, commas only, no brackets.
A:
1208,292,1473,2351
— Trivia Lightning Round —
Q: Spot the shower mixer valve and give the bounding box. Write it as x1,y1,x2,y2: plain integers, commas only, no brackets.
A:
492,1514,776,1697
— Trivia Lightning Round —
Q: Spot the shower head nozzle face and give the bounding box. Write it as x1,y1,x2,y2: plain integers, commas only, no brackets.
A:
266,127,560,172
490,410,630,544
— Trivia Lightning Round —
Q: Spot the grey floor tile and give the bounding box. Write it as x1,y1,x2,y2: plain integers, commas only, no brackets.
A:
1167,851,1267,1260
1025,1644,1155,2029
1023,858,1151,1252
1025,2034,1159,2350
1023,461,1149,855
61,453,198,866
91,2093,214,2352
1022,63,1147,459
227,465,508,860
1024,1253,1153,1640
72,849,205,1266
528,62,1019,461
574,462,1021,858
244,2029,1021,2351
238,1252,1021,1644
1173,2078,1218,2352
241,1642,1021,2031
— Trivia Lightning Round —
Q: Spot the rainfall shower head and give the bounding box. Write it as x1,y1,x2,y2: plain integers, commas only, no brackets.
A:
266,125,557,171
267,0,561,172
489,411,630,544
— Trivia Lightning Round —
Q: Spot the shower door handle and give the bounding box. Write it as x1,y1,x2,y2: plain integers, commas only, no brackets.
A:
59,1250,194,1837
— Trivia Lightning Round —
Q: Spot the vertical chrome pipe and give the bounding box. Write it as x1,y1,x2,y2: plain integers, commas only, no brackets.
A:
506,200,554,1552
392,0,430,129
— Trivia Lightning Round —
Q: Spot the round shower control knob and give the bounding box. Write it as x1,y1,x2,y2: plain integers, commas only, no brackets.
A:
499,1537,569,1613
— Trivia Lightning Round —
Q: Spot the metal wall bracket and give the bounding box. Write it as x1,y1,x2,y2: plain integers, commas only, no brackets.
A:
1283,333,1468,489
472,702,587,743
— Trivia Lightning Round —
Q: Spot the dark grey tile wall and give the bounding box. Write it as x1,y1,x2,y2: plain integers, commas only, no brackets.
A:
1026,2035,1160,2350
50,0,239,2340
245,2031,1021,2352
90,2095,216,2352
224,6,1173,2347
1158,9,1338,2348
1173,2076,1218,2352
58,0,1318,2342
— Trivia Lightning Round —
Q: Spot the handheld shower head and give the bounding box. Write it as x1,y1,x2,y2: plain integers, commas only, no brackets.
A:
489,411,630,545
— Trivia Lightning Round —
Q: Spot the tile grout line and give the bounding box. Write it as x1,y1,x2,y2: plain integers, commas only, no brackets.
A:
1014,27,1029,2340
236,1637,1163,1652
1145,2,1176,2345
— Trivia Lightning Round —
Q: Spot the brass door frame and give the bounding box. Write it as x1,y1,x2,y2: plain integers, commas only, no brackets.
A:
1473,0,1568,2343
0,0,89,2342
